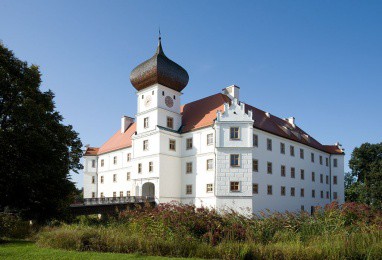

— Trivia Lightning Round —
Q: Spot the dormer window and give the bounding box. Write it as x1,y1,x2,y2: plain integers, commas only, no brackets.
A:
230,127,240,140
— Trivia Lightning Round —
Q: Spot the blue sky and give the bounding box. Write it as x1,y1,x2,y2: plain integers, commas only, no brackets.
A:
1,1,381,188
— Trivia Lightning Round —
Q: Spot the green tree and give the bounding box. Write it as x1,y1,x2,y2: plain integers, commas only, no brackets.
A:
348,142,382,209
0,42,83,221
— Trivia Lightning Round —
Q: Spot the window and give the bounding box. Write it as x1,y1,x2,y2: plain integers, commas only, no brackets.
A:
230,154,240,167
280,143,285,154
127,191,131,196
267,162,272,174
230,182,240,192
311,206,315,215
144,117,149,128
113,174,117,182
312,172,315,182
149,161,153,172
291,187,295,197
186,162,193,173
300,148,304,159
138,163,142,173
252,159,258,172
186,138,193,150
186,185,192,195
127,172,130,180
319,155,323,165
267,185,273,195
173,95,176,99
333,192,338,200
290,145,295,156
230,127,240,140
291,167,295,178
100,176,104,183
267,138,272,151
301,205,305,211
127,153,131,162
333,158,338,167
92,192,95,198
252,183,258,194
92,160,96,168
100,192,104,198
311,153,315,163
152,90,154,95
281,186,286,196
207,134,213,145
113,192,116,198
300,188,305,197
113,156,117,165
320,174,323,183
120,191,123,198
326,158,329,166
326,191,329,199
169,139,176,151
101,159,104,167
253,134,258,147
167,117,174,129
207,159,213,170
162,91,164,96
206,184,213,193
92,176,95,184
143,140,149,151
326,175,329,184
333,176,338,185
300,169,305,180
281,165,286,177
321,190,324,198
142,95,144,99
312,189,315,198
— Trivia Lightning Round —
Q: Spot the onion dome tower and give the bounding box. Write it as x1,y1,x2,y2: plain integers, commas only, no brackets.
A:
130,36,189,92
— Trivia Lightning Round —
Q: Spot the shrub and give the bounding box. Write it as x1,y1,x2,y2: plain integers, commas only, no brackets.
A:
0,213,32,239
36,202,382,259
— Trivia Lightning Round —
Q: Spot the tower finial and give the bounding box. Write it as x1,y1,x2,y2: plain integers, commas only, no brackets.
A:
156,27,164,55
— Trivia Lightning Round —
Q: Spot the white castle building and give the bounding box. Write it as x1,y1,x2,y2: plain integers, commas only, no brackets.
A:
83,37,344,214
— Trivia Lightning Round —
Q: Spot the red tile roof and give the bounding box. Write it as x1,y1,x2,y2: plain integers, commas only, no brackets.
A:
84,147,99,156
96,123,136,155
89,93,343,155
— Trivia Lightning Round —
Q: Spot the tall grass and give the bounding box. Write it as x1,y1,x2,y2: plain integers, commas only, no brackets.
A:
37,202,382,259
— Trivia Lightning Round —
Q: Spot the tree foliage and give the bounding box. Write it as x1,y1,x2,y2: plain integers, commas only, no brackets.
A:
348,142,382,209
0,42,83,221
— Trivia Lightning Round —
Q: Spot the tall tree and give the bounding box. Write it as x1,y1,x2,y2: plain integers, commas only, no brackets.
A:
0,42,83,221
348,142,382,209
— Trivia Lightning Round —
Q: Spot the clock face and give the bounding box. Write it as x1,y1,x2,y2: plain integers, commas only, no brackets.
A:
165,96,174,108
144,95,152,107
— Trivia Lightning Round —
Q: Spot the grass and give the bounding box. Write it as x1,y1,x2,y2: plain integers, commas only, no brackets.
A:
0,240,198,260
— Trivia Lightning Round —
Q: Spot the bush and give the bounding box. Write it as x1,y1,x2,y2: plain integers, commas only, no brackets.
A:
0,213,32,239
36,202,382,259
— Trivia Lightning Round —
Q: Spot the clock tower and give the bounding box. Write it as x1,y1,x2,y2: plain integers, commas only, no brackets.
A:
129,35,189,200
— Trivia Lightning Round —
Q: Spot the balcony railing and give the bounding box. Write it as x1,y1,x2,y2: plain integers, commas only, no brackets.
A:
72,196,155,206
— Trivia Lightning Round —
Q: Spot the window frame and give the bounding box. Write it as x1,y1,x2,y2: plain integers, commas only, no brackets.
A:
207,133,214,145
206,159,214,170
252,183,259,194
169,139,176,151
144,117,149,128
186,138,193,150
230,154,240,167
267,138,272,151
186,162,193,174
230,127,240,140
167,116,174,129
230,181,240,192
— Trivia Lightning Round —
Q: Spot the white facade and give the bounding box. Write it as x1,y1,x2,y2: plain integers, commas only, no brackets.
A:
83,83,345,215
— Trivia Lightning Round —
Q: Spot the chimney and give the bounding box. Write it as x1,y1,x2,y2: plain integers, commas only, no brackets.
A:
286,117,295,127
222,85,240,100
121,116,134,133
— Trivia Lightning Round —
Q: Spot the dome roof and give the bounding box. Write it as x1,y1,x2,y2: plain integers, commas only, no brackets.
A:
130,38,189,92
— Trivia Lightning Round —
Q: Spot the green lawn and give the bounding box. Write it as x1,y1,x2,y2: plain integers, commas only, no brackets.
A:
0,241,195,260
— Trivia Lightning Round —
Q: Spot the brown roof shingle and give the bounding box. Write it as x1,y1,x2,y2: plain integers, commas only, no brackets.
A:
90,93,343,155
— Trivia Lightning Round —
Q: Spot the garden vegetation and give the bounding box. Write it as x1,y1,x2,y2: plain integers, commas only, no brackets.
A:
35,202,382,259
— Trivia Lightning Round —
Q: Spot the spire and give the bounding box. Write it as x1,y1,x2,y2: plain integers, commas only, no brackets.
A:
156,27,164,55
